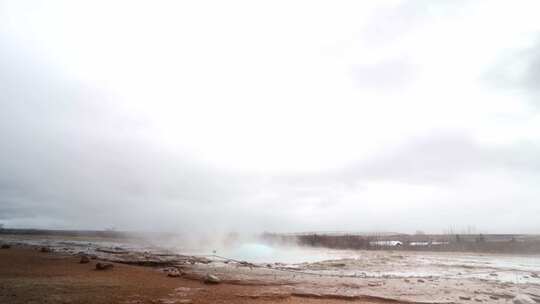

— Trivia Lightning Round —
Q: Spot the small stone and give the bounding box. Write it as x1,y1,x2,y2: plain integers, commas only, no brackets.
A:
459,296,471,300
40,247,51,253
95,262,114,270
489,296,499,300
203,274,221,284
417,279,425,283
1,244,10,249
178,300,192,304
80,255,90,264
167,271,183,278
166,267,184,277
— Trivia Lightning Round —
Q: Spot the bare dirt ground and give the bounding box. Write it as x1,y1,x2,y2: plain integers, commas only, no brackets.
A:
2,234,540,303
0,246,402,304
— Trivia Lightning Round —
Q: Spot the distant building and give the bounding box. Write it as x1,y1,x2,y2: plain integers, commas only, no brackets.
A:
369,240,403,247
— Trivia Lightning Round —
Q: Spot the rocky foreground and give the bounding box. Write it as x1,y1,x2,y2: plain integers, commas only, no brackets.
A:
0,246,394,304
1,236,540,303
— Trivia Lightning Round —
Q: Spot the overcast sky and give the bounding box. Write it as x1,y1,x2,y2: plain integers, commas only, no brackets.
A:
1,0,540,234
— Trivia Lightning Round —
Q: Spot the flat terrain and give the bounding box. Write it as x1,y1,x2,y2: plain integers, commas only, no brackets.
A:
0,246,398,304
3,234,540,303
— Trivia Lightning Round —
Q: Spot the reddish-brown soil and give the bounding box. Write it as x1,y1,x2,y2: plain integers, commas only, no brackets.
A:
0,246,399,304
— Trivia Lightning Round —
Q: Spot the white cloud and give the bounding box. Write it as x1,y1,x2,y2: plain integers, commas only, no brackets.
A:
1,0,540,233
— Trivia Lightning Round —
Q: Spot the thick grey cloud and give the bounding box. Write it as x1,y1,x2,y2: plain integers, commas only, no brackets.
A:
251,133,540,233
336,133,540,184
484,37,540,104
1,0,540,235
0,43,246,231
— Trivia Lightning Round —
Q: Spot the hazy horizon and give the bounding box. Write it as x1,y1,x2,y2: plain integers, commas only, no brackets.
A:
1,0,540,235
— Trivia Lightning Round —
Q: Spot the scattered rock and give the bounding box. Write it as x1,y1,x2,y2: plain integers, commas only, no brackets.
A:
165,267,184,278
187,257,212,264
417,279,425,283
489,296,499,300
1,244,10,249
167,270,183,277
513,294,536,304
459,296,471,300
531,273,539,278
203,274,221,284
238,261,255,268
95,262,114,270
40,247,51,253
80,255,90,264
404,279,410,283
